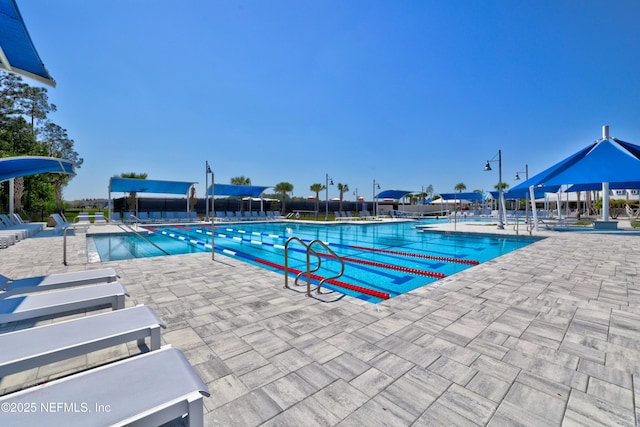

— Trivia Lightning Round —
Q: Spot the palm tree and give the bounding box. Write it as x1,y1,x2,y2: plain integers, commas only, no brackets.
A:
274,182,293,215
231,176,251,212
309,183,325,220
230,176,251,185
454,182,466,212
337,183,349,212
494,182,510,213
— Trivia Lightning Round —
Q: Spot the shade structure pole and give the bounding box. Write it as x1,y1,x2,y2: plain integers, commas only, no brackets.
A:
9,178,14,214
603,182,610,221
205,161,209,220
211,171,216,261
108,179,112,221
530,185,538,232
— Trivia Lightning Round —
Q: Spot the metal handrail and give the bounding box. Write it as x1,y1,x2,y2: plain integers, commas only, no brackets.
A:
308,240,345,294
284,237,345,296
63,218,170,265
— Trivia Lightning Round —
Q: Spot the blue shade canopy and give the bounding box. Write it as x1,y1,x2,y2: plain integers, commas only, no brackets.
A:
566,181,640,192
0,156,75,181
376,190,414,200
510,136,640,194
0,0,55,87
505,186,561,199
437,192,484,201
109,178,196,194
208,184,270,197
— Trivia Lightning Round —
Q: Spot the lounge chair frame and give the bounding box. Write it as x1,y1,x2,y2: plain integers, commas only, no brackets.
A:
1,267,119,299
0,282,128,324
0,346,209,427
0,305,165,378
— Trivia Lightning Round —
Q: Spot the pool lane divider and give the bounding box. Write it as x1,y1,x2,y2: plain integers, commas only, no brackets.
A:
312,252,445,279
253,258,390,300
147,226,390,300
197,225,478,266
170,226,445,279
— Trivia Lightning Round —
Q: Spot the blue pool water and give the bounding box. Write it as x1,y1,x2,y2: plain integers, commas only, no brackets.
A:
90,220,540,303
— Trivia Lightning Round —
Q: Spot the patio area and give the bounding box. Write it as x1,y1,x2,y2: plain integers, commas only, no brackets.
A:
1,221,639,425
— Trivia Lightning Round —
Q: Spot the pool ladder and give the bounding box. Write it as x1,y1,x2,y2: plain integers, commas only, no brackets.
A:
284,237,345,296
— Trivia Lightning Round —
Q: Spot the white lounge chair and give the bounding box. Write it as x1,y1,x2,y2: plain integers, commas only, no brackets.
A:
10,213,43,234
0,215,28,240
94,212,107,223
0,305,165,378
0,267,119,299
49,213,71,233
0,235,12,249
0,346,209,427
0,231,18,245
0,282,128,324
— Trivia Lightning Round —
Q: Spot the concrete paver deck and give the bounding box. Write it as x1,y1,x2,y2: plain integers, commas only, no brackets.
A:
1,221,639,425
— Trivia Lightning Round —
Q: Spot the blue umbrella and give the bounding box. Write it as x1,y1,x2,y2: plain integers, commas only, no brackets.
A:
509,126,640,225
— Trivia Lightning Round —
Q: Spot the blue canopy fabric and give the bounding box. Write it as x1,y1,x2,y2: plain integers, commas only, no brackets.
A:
566,181,640,192
505,186,561,199
109,178,195,194
437,192,484,201
0,156,75,181
0,0,55,86
207,184,270,197
376,190,414,200
510,137,640,194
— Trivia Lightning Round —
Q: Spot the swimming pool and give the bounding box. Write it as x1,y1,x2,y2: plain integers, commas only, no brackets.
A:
89,220,540,303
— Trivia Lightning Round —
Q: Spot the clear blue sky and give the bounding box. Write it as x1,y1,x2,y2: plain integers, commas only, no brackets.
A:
18,0,640,201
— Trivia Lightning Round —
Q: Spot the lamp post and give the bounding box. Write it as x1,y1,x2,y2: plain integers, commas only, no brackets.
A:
353,189,358,212
205,161,212,220
484,150,504,230
325,173,333,221
373,179,380,216
208,163,215,260
514,164,529,224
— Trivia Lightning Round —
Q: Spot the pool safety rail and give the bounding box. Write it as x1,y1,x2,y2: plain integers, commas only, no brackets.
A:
284,237,346,297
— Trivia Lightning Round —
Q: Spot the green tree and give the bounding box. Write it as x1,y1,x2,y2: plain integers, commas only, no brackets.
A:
274,182,293,215
41,121,83,212
20,85,57,134
0,72,81,217
454,183,466,211
337,183,349,212
230,176,251,185
309,183,324,219
231,176,251,212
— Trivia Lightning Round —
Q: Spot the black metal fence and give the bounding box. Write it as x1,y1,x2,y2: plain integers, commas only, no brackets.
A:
112,197,378,216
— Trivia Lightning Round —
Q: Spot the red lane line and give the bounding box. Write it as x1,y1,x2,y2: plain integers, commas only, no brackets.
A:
314,252,446,279
254,259,390,300
350,245,479,265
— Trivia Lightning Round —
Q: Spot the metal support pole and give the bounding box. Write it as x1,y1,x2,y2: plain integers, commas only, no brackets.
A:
498,149,504,229
211,171,216,261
